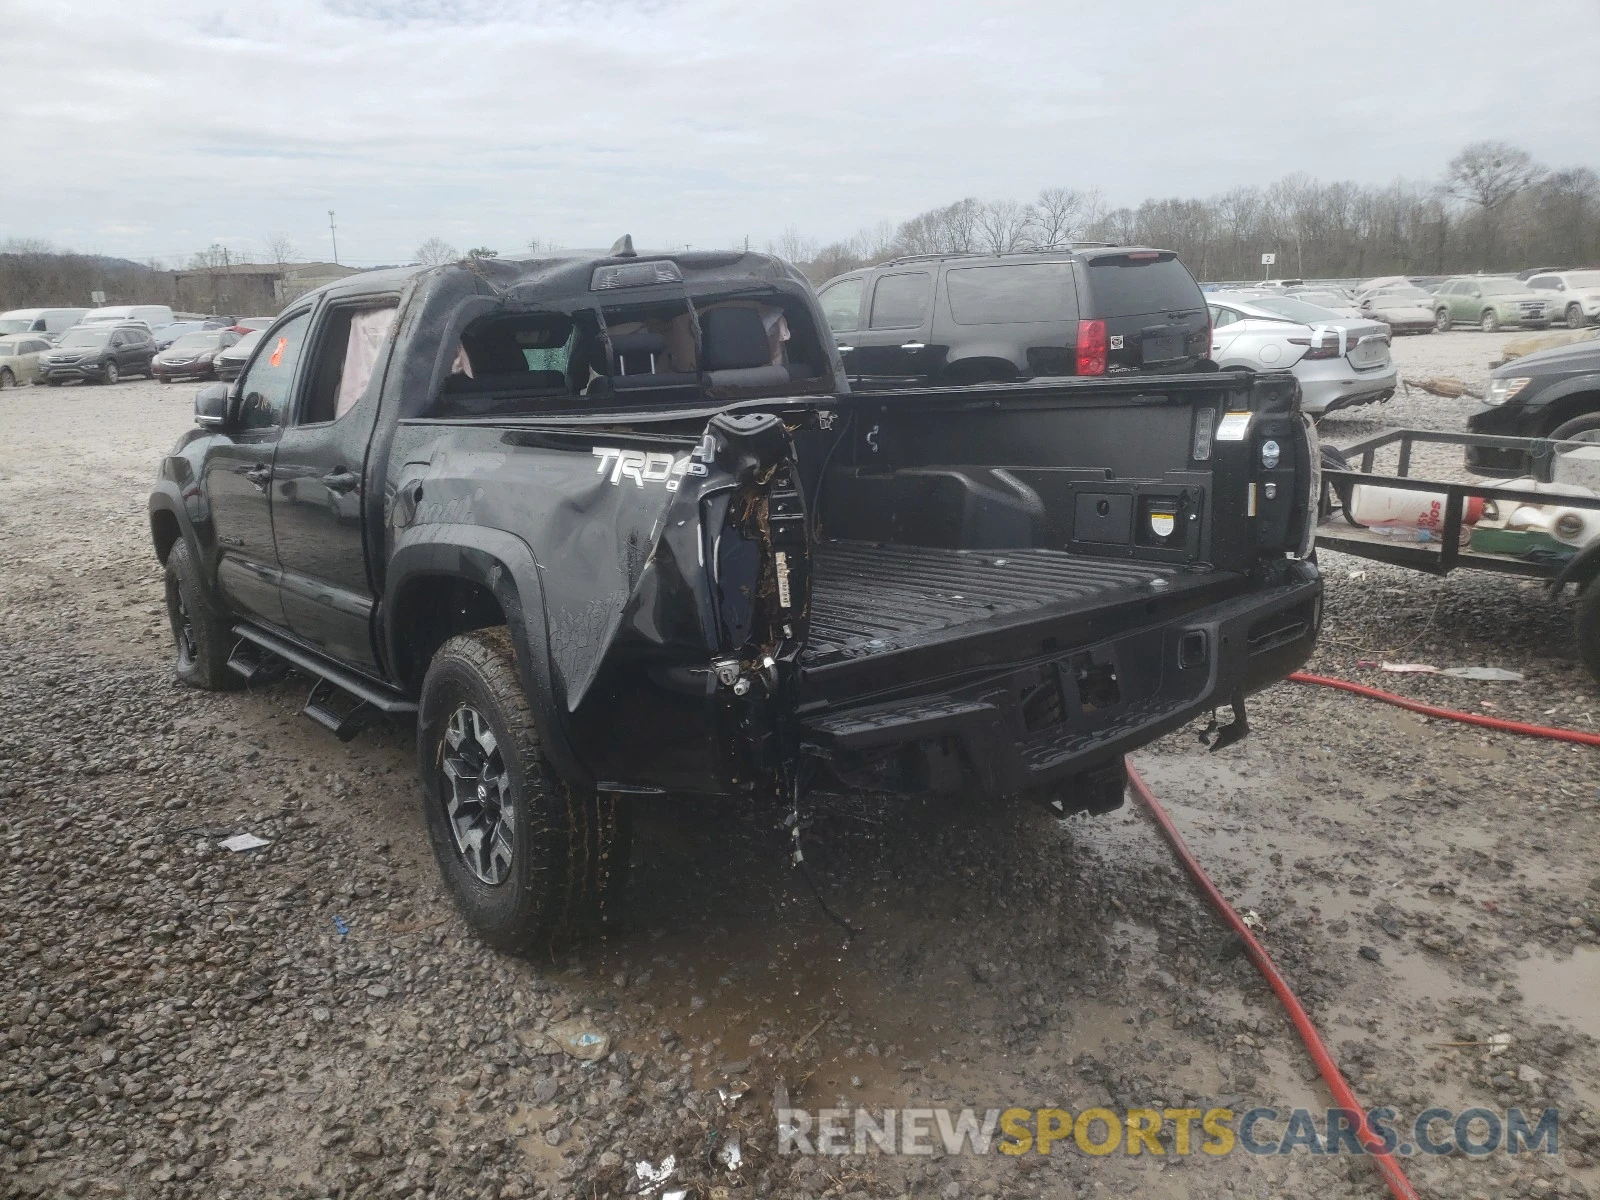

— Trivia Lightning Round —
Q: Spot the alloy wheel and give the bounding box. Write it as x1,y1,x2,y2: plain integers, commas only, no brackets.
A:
440,704,516,885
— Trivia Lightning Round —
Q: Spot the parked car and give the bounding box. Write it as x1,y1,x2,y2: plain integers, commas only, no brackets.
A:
152,320,226,351
1515,266,1574,282
36,322,156,384
1207,292,1395,416
1467,338,1600,474
80,304,176,331
213,328,263,382
0,335,53,387
152,328,242,382
149,249,1321,951
0,307,88,340
1523,271,1600,330
234,317,275,331
1281,288,1363,319
1357,286,1438,334
816,246,1210,386
1433,278,1551,332
1356,276,1411,298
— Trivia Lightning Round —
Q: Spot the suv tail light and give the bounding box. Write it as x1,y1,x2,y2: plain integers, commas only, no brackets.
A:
1077,319,1107,375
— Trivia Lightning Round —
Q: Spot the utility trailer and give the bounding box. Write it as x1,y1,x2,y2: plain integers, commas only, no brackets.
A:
1317,426,1600,680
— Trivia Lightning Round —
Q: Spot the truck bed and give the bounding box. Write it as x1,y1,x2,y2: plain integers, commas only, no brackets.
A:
800,541,1240,705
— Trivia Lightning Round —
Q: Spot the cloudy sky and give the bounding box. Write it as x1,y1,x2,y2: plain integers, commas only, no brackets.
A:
4,0,1598,267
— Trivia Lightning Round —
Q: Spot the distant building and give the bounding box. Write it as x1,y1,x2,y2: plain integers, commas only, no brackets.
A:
170,261,361,316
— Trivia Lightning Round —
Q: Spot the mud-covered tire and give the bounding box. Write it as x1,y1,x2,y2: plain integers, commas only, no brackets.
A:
1568,304,1588,331
419,628,630,954
1480,309,1500,333
1578,579,1600,685
0,368,14,389
1435,308,1451,332
164,537,241,690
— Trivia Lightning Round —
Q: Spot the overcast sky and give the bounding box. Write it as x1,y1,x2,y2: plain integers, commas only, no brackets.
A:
4,0,1598,267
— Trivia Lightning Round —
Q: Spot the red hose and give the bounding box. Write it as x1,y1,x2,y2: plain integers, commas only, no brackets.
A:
1124,759,1420,1200
1289,671,1600,747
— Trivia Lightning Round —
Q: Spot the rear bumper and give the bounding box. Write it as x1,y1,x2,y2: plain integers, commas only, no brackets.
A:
801,563,1321,798
1298,362,1397,416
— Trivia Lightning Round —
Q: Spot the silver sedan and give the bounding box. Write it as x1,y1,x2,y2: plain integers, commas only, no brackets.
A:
1208,292,1396,417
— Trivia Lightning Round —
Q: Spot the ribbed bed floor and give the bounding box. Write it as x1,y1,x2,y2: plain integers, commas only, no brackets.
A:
802,541,1179,665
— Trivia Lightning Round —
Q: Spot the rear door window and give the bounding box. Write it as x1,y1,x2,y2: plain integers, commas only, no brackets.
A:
1083,253,1203,317
818,278,863,333
869,272,932,330
945,263,1077,325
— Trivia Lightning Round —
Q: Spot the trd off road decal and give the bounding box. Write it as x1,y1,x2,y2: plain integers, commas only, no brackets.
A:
591,446,709,490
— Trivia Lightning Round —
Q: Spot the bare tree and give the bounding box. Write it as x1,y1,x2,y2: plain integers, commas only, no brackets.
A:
265,232,298,265
851,219,898,263
1031,187,1091,248
768,226,820,266
189,243,230,270
975,198,1036,255
415,237,459,266
1447,141,1544,267
526,236,562,254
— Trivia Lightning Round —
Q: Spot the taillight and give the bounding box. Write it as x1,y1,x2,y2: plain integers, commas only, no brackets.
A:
1288,335,1340,360
1077,319,1107,375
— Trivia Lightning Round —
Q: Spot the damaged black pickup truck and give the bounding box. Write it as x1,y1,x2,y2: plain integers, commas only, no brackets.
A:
149,242,1322,951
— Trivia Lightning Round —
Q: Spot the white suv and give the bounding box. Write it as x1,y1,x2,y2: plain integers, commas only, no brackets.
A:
1525,271,1600,330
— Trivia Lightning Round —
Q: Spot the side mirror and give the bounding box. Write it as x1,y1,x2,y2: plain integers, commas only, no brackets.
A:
195,382,230,429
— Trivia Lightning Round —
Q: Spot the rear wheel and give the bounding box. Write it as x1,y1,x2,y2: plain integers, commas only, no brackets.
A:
1569,304,1587,330
164,538,241,691
1480,309,1500,333
419,628,630,954
1435,308,1451,332
0,368,13,389
103,360,119,384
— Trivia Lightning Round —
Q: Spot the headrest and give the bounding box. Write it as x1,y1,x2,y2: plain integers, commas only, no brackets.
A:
609,331,666,356
701,307,771,371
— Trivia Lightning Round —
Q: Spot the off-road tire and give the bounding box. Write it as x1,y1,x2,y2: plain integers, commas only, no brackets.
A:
0,368,13,389
1435,308,1451,332
1480,309,1500,333
103,360,119,384
1568,304,1587,331
1578,578,1600,685
164,538,241,691
419,628,630,954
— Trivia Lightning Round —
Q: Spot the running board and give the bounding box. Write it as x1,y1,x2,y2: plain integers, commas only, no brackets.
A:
226,638,289,686
230,624,418,719
303,678,370,743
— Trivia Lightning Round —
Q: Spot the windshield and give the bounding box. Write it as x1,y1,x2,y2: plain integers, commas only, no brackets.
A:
1478,280,1523,296
1565,271,1600,288
57,328,110,348
226,330,264,355
1249,297,1344,323
170,331,223,351
0,319,33,334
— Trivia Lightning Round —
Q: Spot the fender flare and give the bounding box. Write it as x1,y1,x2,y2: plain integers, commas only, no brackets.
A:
148,481,197,561
1525,373,1600,431
384,525,591,789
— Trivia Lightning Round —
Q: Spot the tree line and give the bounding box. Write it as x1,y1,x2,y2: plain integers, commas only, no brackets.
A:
780,141,1599,285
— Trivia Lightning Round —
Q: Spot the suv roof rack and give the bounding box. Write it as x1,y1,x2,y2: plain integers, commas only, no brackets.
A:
880,242,1116,268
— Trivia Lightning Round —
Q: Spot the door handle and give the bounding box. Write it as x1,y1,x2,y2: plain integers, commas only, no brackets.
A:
244,464,271,489
900,342,926,351
835,345,855,354
321,469,359,494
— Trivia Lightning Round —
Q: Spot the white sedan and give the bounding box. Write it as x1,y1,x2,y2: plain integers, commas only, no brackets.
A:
0,334,51,389
1208,292,1396,417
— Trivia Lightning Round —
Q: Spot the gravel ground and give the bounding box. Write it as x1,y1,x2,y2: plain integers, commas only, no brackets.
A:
2,339,1597,1200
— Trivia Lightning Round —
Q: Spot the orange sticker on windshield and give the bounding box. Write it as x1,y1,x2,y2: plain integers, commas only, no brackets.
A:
269,337,286,367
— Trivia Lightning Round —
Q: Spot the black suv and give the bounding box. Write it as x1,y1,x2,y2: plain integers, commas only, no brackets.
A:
816,246,1211,387
1467,338,1600,474
37,322,156,385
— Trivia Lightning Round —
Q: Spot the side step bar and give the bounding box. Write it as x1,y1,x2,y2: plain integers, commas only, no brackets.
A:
230,624,418,723
226,639,290,686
